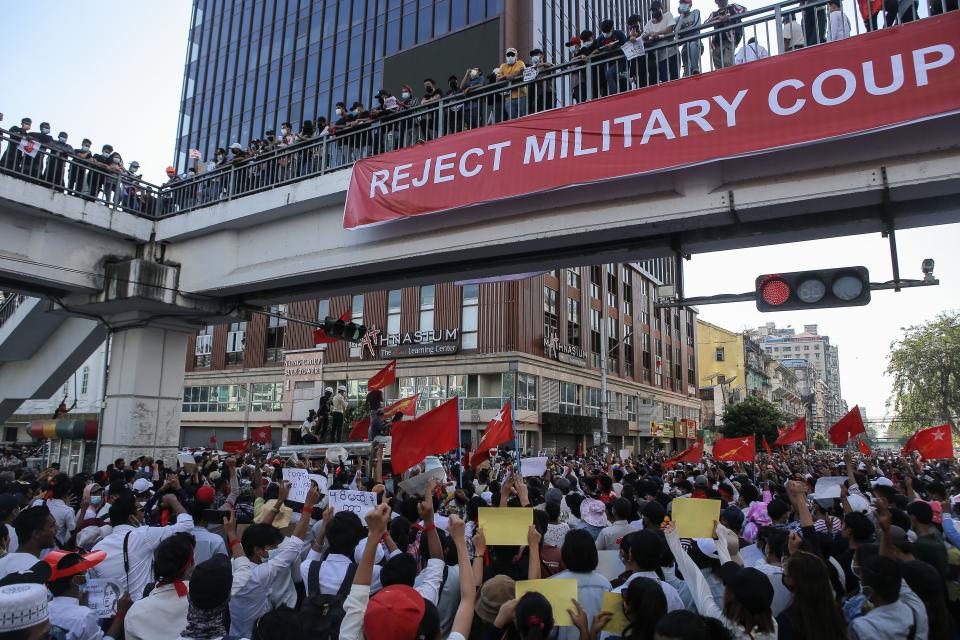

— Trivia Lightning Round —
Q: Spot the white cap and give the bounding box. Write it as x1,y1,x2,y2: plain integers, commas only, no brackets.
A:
847,495,871,513
132,478,153,494
0,584,49,632
325,387,334,393
871,476,893,487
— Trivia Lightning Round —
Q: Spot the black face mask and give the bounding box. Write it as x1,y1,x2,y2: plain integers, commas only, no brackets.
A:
449,80,458,89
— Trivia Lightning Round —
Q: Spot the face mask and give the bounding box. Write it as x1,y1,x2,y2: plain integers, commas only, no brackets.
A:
114,157,122,164
41,127,51,135
582,39,593,46
401,91,411,99
470,70,480,78
353,108,361,115
265,547,280,561
58,136,68,143
336,108,344,115
679,2,691,11
282,128,290,135
602,29,612,36
505,55,516,63
90,495,102,506
531,55,541,63
82,144,91,151
215,154,223,160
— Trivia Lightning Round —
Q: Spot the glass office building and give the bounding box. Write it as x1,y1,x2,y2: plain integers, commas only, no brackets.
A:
174,0,649,171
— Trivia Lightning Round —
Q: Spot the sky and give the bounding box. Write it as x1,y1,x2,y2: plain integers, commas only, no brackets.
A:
1,1,953,427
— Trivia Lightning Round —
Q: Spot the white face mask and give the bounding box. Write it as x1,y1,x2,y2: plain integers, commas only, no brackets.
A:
679,2,691,11
90,495,102,506
582,39,593,46
470,70,480,78
401,91,411,99
505,55,516,63
531,55,541,63
336,108,344,115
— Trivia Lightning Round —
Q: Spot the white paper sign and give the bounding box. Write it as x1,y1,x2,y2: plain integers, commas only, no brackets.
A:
17,137,41,158
328,489,378,519
282,468,311,502
383,96,398,110
813,476,846,500
86,579,122,617
522,67,538,82
619,449,630,460
308,473,329,493
621,40,646,60
520,457,548,478
177,453,196,470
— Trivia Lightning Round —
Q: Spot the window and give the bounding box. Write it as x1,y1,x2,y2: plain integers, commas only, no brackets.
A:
590,265,601,299
461,284,479,349
715,347,725,362
195,325,214,367
250,382,284,412
590,308,602,368
419,286,434,332
182,384,247,412
606,264,617,309
80,366,90,395
265,305,287,362
627,395,638,421
607,317,619,374
585,387,602,417
350,295,364,358
559,381,581,415
565,268,581,290
387,289,401,336
621,269,633,316
804,345,810,351
642,333,651,376
518,373,537,411
566,298,581,347
318,299,330,322
543,286,559,340
640,283,649,325
624,330,634,377
226,321,246,365
688,354,696,385
417,375,447,411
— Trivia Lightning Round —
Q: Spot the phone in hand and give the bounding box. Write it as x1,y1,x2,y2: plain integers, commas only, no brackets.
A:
203,509,231,522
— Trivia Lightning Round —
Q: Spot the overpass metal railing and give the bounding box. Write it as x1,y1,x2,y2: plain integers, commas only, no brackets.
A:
0,130,163,219
2,0,952,219
0,293,26,330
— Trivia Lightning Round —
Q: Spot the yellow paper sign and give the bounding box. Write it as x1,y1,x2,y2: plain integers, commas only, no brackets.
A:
601,592,629,635
514,578,578,626
671,498,721,539
478,507,532,546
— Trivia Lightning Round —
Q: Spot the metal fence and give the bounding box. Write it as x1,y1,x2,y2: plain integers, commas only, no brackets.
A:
0,294,26,330
1,0,952,219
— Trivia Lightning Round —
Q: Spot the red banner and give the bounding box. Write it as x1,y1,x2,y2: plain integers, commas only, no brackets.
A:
344,14,960,228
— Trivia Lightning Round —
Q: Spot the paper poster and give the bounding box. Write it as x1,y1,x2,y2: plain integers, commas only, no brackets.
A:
671,498,721,539
328,489,378,520
601,593,629,634
520,457,548,478
515,579,578,626
813,476,846,499
86,579,122,617
619,449,630,460
596,550,626,580
621,40,645,60
522,67,538,82
282,468,311,503
17,137,40,158
176,453,196,470
478,507,532,545
308,473,328,493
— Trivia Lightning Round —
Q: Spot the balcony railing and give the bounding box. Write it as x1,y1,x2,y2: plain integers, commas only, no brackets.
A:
0,0,950,220
0,294,26,330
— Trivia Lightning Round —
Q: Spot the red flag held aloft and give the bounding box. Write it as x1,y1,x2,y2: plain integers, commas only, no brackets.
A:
313,310,352,344
712,436,755,462
390,396,460,473
828,406,865,446
368,360,397,392
470,401,515,469
857,438,872,456
349,394,420,441
222,440,248,454
774,417,807,446
348,418,370,441
903,424,953,460
250,426,272,445
664,440,703,467
762,437,772,456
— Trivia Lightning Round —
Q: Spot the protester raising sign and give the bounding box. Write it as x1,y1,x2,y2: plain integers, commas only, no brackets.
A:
327,489,378,519
282,468,312,503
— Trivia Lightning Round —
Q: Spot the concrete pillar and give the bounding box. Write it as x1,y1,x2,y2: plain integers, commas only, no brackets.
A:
98,324,193,466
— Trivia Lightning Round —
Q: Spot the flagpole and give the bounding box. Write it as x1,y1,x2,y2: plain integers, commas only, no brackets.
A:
457,395,463,488
512,401,521,477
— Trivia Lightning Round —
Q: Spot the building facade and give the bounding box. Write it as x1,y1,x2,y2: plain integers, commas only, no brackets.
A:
179,261,701,454
174,0,652,170
695,320,770,405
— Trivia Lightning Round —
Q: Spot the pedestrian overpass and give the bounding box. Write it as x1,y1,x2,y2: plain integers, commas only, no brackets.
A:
1,7,958,462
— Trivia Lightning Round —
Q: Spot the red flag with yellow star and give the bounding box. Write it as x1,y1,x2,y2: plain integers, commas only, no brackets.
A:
712,436,755,462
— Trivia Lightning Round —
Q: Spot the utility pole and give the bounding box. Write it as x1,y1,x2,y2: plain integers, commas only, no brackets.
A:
600,264,608,453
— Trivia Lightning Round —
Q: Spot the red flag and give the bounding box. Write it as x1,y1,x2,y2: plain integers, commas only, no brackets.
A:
712,436,755,462
470,401,515,469
222,440,249,454
664,440,703,467
901,432,917,457
903,424,953,460
368,359,397,392
250,426,272,445
209,433,217,447
349,394,420,440
312,310,352,344
857,438,872,456
774,417,807,446
349,417,371,441
828,406,866,446
391,396,460,472
762,437,772,456
461,443,472,469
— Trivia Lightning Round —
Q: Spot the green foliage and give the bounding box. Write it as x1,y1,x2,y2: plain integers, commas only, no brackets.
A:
812,431,829,450
886,310,960,435
721,395,786,449
344,399,370,427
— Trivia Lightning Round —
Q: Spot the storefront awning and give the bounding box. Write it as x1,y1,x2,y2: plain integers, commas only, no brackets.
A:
29,418,98,440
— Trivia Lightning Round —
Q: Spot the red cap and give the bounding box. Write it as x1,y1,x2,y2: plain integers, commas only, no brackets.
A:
44,550,106,582
195,485,216,504
565,36,581,46
364,585,425,640
165,166,176,174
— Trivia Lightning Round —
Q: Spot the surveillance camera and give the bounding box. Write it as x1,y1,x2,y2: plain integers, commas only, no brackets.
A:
922,258,935,275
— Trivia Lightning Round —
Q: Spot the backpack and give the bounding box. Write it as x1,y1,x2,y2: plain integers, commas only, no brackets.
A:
300,560,357,640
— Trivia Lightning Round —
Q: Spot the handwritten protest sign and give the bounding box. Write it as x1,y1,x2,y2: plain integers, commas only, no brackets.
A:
328,489,378,519
621,40,645,60
515,579,577,625
520,457,547,478
308,473,329,493
522,67,538,82
282,468,311,502
671,498,721,538
478,507,532,545
813,476,846,500
601,593,629,634
86,579,122,617
176,453,196,471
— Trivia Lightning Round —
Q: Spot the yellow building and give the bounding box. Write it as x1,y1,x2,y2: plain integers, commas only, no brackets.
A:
696,320,745,394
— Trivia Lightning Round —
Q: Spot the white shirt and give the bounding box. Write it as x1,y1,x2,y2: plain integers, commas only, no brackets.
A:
191,526,227,565
753,561,791,616
5,523,18,553
613,570,685,611
300,551,384,598
125,582,189,640
828,10,851,40
88,514,194,601
782,20,806,48
48,595,104,640
0,551,39,580
735,42,769,64
230,535,309,638
34,498,77,546
332,394,348,414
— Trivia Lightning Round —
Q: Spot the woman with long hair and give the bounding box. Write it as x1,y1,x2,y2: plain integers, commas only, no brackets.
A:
622,576,668,640
778,551,847,640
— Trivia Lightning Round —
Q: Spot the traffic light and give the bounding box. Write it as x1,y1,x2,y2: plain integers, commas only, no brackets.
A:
755,267,871,312
322,316,367,342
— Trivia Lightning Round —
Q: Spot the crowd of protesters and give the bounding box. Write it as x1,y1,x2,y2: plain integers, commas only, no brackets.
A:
2,0,956,216
2,436,960,640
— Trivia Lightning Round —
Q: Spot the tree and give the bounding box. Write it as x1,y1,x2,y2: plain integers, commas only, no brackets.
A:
886,310,960,435
721,395,786,449
812,431,829,450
